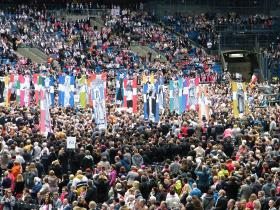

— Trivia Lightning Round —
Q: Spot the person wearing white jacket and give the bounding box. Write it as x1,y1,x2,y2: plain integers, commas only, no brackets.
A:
165,189,180,209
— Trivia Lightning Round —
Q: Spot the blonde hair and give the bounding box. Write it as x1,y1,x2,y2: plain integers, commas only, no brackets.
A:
89,201,97,209
16,174,24,182
132,181,140,190
253,200,261,209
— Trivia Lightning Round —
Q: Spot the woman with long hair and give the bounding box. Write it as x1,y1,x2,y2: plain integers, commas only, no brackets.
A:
13,174,25,199
47,170,59,193
39,195,53,210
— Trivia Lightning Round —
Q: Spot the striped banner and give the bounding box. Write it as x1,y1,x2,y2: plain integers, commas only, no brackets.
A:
132,78,137,113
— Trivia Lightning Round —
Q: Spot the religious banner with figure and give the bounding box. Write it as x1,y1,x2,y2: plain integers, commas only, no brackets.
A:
116,70,127,105
0,76,9,105
58,75,75,107
186,77,200,110
169,78,185,114
198,84,210,125
42,76,55,107
232,82,249,118
158,76,166,114
40,87,52,135
90,74,107,129
143,82,159,122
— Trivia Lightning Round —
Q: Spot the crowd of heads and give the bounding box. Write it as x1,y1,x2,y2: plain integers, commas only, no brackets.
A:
162,12,278,50
0,3,279,210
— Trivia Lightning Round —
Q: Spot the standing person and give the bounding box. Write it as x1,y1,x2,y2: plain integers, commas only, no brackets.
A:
239,178,253,201
195,164,210,193
81,150,94,171
0,189,16,210
13,174,25,199
269,117,276,133
225,176,240,200
213,190,227,210
94,173,110,203
40,196,53,210
84,180,97,204
169,156,181,177
47,170,59,193
202,189,214,210
268,200,277,210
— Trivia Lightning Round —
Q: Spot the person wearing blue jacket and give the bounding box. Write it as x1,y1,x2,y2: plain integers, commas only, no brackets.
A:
195,164,211,193
31,177,42,199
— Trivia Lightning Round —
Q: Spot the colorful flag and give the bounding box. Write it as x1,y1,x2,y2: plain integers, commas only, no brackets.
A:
132,78,137,113
17,75,30,107
40,87,52,135
76,75,87,108
58,75,75,107
231,82,249,118
124,77,138,113
33,74,42,105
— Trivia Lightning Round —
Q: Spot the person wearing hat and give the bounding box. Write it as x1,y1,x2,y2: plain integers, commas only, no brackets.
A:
114,182,125,200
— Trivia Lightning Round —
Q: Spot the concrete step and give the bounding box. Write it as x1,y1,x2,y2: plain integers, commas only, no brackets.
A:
90,17,104,30
16,48,47,64
130,45,167,62
29,48,48,61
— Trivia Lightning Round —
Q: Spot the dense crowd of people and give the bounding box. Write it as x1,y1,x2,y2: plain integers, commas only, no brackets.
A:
262,36,280,82
0,4,279,210
161,13,278,50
